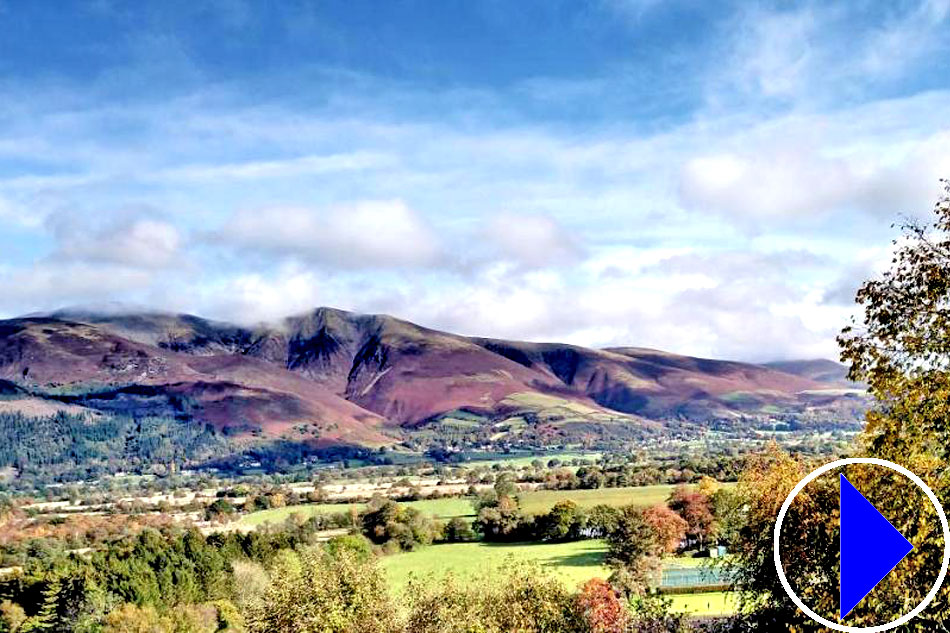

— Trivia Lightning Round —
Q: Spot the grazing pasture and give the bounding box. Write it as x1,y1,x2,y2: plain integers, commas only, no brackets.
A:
381,540,736,615
382,539,609,593
240,484,692,527
518,485,680,513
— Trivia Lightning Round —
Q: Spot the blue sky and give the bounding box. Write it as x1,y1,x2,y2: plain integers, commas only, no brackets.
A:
1,0,949,360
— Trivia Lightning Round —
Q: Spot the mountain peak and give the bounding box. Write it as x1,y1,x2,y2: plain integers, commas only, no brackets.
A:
0,307,866,449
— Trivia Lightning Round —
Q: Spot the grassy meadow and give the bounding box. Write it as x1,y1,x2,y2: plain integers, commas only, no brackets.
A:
381,540,735,616
238,483,739,616
382,539,609,592
518,485,679,513
240,484,687,527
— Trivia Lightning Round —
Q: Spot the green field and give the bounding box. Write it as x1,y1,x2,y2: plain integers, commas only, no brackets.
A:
241,484,685,527
239,487,738,617
381,540,735,616
239,503,357,527
518,485,679,514
382,539,609,593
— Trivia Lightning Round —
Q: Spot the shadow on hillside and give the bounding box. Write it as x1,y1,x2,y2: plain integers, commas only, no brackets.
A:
475,541,606,568
546,550,604,568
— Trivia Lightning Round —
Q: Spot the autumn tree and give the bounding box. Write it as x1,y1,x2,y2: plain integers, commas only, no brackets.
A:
474,493,527,541
492,474,520,500
575,578,629,633
0,601,25,633
101,603,229,633
643,504,687,555
205,499,235,523
667,486,715,549
576,466,606,490
324,533,373,561
836,180,950,628
443,517,477,542
604,505,661,595
101,604,172,633
696,476,720,499
719,446,838,628
361,496,438,551
586,504,620,538
723,186,950,630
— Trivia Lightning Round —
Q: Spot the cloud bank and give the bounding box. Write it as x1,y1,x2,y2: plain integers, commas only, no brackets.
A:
0,0,948,361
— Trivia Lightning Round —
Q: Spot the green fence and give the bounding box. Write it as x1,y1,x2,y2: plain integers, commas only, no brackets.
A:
658,565,733,591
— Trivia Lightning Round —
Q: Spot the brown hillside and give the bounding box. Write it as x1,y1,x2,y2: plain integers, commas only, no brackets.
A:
0,308,862,448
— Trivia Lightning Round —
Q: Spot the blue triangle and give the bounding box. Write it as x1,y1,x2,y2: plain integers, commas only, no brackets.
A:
840,474,914,618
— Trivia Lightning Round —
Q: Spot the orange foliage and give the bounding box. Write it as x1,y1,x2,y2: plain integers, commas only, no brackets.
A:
575,578,629,633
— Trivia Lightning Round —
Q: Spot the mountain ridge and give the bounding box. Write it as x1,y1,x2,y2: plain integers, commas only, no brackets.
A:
0,307,865,453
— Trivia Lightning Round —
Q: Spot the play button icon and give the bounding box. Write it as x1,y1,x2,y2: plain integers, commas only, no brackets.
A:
840,474,914,618
774,457,950,632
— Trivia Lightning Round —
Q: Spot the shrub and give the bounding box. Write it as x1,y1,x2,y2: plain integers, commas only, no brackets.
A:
405,563,583,633
244,547,400,633
442,517,477,542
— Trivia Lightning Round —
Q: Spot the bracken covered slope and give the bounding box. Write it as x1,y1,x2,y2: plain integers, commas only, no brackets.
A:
0,307,863,448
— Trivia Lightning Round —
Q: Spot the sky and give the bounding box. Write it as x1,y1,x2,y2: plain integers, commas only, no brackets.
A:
1,0,949,361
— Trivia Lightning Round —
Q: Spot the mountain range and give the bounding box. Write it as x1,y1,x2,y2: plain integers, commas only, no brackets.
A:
0,307,865,453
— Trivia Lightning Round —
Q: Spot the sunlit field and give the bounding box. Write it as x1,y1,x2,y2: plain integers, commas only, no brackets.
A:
383,539,609,592
518,485,685,514
668,592,737,616
240,484,694,527
381,539,736,615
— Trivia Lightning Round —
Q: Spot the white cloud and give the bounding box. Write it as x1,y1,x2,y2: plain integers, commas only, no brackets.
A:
214,200,445,269
483,213,584,267
680,149,856,219
0,262,153,313
289,245,841,361
198,266,327,325
649,250,830,279
0,8,948,361
678,129,950,221
50,215,184,270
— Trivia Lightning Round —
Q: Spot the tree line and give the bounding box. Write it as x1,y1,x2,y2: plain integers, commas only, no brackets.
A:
0,475,727,631
0,515,695,632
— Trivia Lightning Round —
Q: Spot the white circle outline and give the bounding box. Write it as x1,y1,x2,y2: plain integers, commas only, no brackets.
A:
773,457,950,633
